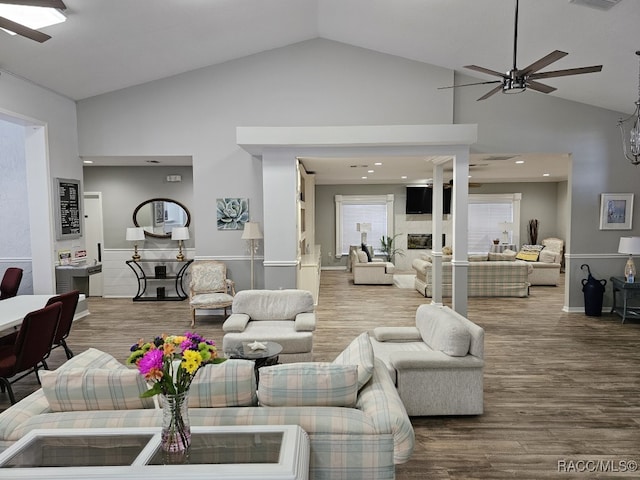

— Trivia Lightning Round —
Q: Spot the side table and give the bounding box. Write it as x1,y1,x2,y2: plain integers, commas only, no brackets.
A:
226,341,283,381
610,276,640,324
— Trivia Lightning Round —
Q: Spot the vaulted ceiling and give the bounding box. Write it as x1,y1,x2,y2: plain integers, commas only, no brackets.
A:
1,0,638,116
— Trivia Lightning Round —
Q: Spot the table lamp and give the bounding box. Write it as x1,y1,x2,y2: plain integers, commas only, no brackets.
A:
125,227,145,261
356,223,371,245
242,222,263,289
618,236,640,282
171,227,190,261
499,222,513,244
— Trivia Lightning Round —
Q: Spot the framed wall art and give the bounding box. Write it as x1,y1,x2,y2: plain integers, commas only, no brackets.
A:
217,198,249,230
54,177,82,240
599,193,634,230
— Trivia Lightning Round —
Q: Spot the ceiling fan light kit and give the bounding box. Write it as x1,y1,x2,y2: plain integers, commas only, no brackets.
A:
0,0,66,43
441,0,602,101
617,51,640,166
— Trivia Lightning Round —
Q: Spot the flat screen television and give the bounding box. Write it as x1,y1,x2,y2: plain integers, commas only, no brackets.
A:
406,186,452,214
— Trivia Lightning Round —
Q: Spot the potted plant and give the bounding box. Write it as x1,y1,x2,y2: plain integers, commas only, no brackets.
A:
380,234,404,263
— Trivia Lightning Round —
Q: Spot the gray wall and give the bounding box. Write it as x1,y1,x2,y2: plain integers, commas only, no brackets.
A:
316,181,566,270
83,166,194,249
75,38,630,308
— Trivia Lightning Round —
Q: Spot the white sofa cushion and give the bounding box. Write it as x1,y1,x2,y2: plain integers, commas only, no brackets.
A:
258,363,358,407
40,368,154,412
333,332,375,390
189,360,257,407
231,289,314,320
416,306,471,357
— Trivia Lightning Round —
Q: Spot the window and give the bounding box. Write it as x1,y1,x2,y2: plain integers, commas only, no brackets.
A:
468,194,521,252
335,195,394,257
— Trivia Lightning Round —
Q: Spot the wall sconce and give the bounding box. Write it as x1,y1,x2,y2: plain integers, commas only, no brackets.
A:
171,227,190,261
125,227,145,261
356,222,371,244
242,222,263,289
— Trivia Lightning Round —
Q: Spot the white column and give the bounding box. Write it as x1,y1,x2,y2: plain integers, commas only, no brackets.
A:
431,161,444,306
451,150,469,317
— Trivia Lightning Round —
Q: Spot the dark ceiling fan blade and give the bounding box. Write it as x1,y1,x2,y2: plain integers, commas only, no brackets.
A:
438,80,501,90
520,50,568,75
0,15,50,42
464,65,506,78
477,84,503,101
527,80,557,94
529,65,603,80
0,0,66,8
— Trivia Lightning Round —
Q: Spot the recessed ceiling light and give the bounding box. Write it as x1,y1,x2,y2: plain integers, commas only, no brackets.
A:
374,162,382,166
0,4,66,35
361,176,367,179
83,160,93,164
515,160,525,164
543,173,550,177
368,170,374,173
401,175,407,179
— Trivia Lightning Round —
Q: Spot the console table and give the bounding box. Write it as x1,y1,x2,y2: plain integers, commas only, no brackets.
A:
126,259,192,301
610,276,640,324
0,425,310,479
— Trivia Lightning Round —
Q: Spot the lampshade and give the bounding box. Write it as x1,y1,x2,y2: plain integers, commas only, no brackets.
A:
171,227,190,241
618,236,640,255
241,222,263,240
126,227,145,241
356,223,372,233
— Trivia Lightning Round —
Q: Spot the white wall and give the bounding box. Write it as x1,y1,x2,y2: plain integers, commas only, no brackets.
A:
0,71,80,293
75,38,631,308
77,39,454,290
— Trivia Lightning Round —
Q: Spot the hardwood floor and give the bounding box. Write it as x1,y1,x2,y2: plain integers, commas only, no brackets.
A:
2,271,639,479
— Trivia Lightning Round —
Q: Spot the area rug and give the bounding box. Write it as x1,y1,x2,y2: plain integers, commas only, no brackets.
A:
393,274,415,289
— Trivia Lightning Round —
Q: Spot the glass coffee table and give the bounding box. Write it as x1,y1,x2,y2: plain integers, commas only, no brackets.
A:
226,341,283,380
0,425,309,479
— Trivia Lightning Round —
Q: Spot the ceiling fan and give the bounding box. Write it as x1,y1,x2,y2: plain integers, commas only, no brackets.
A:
0,0,66,43
440,0,602,101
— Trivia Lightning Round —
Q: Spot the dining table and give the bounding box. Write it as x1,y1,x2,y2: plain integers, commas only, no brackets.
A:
0,295,56,332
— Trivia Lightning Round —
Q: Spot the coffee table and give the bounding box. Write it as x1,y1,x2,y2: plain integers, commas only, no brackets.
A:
0,425,309,479
226,341,283,380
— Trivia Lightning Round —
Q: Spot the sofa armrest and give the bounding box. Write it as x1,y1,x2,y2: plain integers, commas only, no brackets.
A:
294,312,316,332
222,313,250,332
356,359,415,464
373,327,422,342
390,351,484,370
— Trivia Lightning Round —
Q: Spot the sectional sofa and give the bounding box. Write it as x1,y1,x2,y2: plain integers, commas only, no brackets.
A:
412,253,532,297
0,338,414,480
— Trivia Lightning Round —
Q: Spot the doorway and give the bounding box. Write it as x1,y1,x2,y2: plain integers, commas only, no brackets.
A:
83,192,104,296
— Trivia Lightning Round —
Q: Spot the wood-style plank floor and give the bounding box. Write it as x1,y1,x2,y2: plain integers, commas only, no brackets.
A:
2,271,639,479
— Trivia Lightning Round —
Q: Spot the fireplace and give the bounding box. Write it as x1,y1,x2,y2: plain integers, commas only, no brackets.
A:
407,233,446,250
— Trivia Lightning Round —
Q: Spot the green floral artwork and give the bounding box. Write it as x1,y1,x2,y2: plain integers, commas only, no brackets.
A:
216,198,249,230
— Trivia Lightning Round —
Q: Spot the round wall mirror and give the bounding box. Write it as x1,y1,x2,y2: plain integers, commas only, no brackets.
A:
133,198,191,238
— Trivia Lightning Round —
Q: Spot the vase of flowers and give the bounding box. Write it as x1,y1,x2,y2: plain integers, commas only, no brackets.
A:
127,332,225,460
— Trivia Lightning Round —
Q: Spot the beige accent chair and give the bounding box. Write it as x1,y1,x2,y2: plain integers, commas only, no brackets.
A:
542,237,565,269
222,289,316,363
350,247,395,285
188,261,235,327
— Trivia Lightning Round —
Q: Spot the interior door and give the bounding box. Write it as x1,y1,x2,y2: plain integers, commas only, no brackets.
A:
83,192,104,297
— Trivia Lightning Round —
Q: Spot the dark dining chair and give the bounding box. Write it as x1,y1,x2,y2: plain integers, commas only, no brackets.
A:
45,290,80,359
0,267,23,300
0,302,62,405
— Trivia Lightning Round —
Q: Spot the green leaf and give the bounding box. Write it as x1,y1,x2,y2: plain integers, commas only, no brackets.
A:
140,382,162,398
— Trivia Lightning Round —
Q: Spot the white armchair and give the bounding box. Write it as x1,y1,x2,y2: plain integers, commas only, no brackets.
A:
222,289,316,363
350,248,395,285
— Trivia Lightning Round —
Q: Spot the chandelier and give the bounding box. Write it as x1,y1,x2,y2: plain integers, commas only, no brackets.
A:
618,51,640,165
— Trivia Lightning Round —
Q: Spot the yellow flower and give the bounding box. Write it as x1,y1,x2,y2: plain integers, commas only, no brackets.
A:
181,349,202,374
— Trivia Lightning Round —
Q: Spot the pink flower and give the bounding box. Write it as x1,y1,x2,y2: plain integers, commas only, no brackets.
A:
138,349,163,376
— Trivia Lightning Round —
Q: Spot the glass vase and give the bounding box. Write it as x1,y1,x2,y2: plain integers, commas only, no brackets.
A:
160,392,191,462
